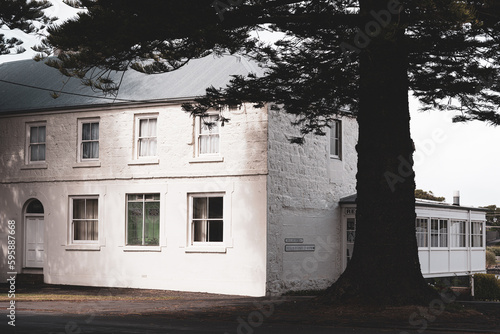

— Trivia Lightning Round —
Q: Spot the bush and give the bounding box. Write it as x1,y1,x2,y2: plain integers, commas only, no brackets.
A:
486,250,498,267
474,274,500,301
487,247,500,256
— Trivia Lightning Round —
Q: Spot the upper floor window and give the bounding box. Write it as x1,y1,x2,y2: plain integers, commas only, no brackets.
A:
329,120,341,159
416,218,428,247
197,115,220,156
430,219,448,247
135,115,158,158
450,220,466,247
27,123,46,163
78,119,99,161
126,194,160,246
70,196,99,243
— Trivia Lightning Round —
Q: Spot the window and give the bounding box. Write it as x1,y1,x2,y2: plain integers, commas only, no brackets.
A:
450,220,466,247
430,219,448,247
329,120,341,159
27,124,46,162
136,116,157,158
416,218,428,247
471,221,484,247
346,217,356,262
190,195,224,243
197,115,220,156
70,197,98,243
78,119,99,160
126,194,160,246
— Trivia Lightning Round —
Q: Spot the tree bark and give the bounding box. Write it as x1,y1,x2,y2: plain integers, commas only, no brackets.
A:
322,0,438,305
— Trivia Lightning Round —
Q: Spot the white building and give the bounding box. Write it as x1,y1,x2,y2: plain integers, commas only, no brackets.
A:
0,55,485,296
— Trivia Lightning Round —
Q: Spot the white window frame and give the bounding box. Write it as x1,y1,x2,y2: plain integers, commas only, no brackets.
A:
126,193,161,246
450,220,467,248
195,114,221,157
25,122,47,164
416,217,429,248
329,119,342,159
430,218,448,248
77,118,100,162
188,193,225,247
134,114,158,160
470,221,484,248
69,196,99,244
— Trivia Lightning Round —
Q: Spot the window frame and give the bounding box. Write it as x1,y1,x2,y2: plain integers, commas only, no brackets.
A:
470,221,484,248
416,217,429,248
450,220,467,248
69,196,99,244
430,218,448,248
195,114,221,157
25,122,47,164
77,118,100,162
329,119,342,159
126,193,161,246
188,193,225,246
134,114,158,159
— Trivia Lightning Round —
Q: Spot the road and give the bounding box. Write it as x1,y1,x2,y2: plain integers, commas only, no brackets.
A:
0,311,490,334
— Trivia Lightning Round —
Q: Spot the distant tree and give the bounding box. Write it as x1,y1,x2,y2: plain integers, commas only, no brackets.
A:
0,0,54,55
415,189,445,202
483,205,500,226
42,0,500,305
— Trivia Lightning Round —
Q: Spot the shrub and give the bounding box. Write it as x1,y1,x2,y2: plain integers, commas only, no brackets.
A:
487,246,500,256
486,250,497,267
474,274,500,301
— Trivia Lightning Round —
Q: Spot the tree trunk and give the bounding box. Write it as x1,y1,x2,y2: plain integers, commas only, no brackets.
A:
322,0,438,305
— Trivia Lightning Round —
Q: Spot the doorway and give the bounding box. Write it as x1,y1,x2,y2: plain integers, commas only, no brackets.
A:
24,199,44,268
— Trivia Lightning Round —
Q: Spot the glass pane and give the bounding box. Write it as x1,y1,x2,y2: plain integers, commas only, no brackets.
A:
194,220,206,241
86,199,98,219
347,218,355,231
73,221,84,240
82,142,91,159
208,220,223,242
38,126,46,142
82,123,91,141
30,127,38,143
149,118,157,136
139,119,148,137
90,220,98,240
39,144,45,160
347,231,355,243
144,202,160,245
127,202,143,245
73,199,86,219
27,199,44,214
209,197,223,218
193,197,207,219
30,145,39,161
150,138,157,155
91,123,99,140
92,142,99,158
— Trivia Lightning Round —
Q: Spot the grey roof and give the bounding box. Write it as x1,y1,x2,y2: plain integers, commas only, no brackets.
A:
0,54,265,114
339,193,486,212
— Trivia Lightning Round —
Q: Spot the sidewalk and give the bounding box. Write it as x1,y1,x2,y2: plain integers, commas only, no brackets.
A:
2,283,500,333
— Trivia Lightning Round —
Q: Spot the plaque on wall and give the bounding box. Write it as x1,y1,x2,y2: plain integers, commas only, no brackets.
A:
285,244,315,252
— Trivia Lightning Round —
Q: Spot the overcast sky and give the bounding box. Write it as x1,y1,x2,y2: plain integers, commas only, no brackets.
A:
1,1,498,207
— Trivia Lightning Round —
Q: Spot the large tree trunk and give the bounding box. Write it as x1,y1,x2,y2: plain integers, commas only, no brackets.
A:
322,0,438,305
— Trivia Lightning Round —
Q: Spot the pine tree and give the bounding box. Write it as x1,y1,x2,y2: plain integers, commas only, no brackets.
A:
43,0,500,305
0,0,54,55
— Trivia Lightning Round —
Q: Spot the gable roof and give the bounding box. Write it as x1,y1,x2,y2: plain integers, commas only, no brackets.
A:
0,55,265,114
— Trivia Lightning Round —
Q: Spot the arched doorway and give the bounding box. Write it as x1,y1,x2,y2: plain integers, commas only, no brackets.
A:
24,199,44,268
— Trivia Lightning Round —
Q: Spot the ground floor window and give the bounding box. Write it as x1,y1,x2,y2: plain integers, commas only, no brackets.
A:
70,196,98,242
346,217,355,262
127,194,160,246
190,194,224,243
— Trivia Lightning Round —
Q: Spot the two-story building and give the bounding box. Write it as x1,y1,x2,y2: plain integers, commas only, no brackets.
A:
0,55,485,296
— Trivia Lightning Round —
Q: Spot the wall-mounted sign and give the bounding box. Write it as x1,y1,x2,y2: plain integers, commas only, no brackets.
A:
284,238,304,243
285,244,315,252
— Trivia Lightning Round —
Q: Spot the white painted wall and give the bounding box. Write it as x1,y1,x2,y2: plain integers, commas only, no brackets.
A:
266,108,358,295
0,102,269,296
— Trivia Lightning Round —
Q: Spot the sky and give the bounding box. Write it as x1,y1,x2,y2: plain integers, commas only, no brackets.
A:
1,1,499,207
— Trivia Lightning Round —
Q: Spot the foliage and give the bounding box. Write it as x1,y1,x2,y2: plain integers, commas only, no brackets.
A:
486,249,497,267
473,274,500,301
482,205,500,226
487,246,500,257
415,189,445,202
0,0,55,55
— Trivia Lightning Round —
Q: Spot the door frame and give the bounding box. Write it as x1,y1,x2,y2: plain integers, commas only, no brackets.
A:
23,212,45,269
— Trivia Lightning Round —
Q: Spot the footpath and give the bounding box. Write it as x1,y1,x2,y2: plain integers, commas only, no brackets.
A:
1,283,500,333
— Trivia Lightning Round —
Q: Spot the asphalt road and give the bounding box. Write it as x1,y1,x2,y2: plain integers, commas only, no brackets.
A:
0,311,491,334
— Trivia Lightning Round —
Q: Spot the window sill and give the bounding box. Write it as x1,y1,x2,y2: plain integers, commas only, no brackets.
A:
185,245,227,253
65,244,101,251
122,246,162,252
73,161,101,168
128,158,159,166
21,163,48,170
189,156,224,164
